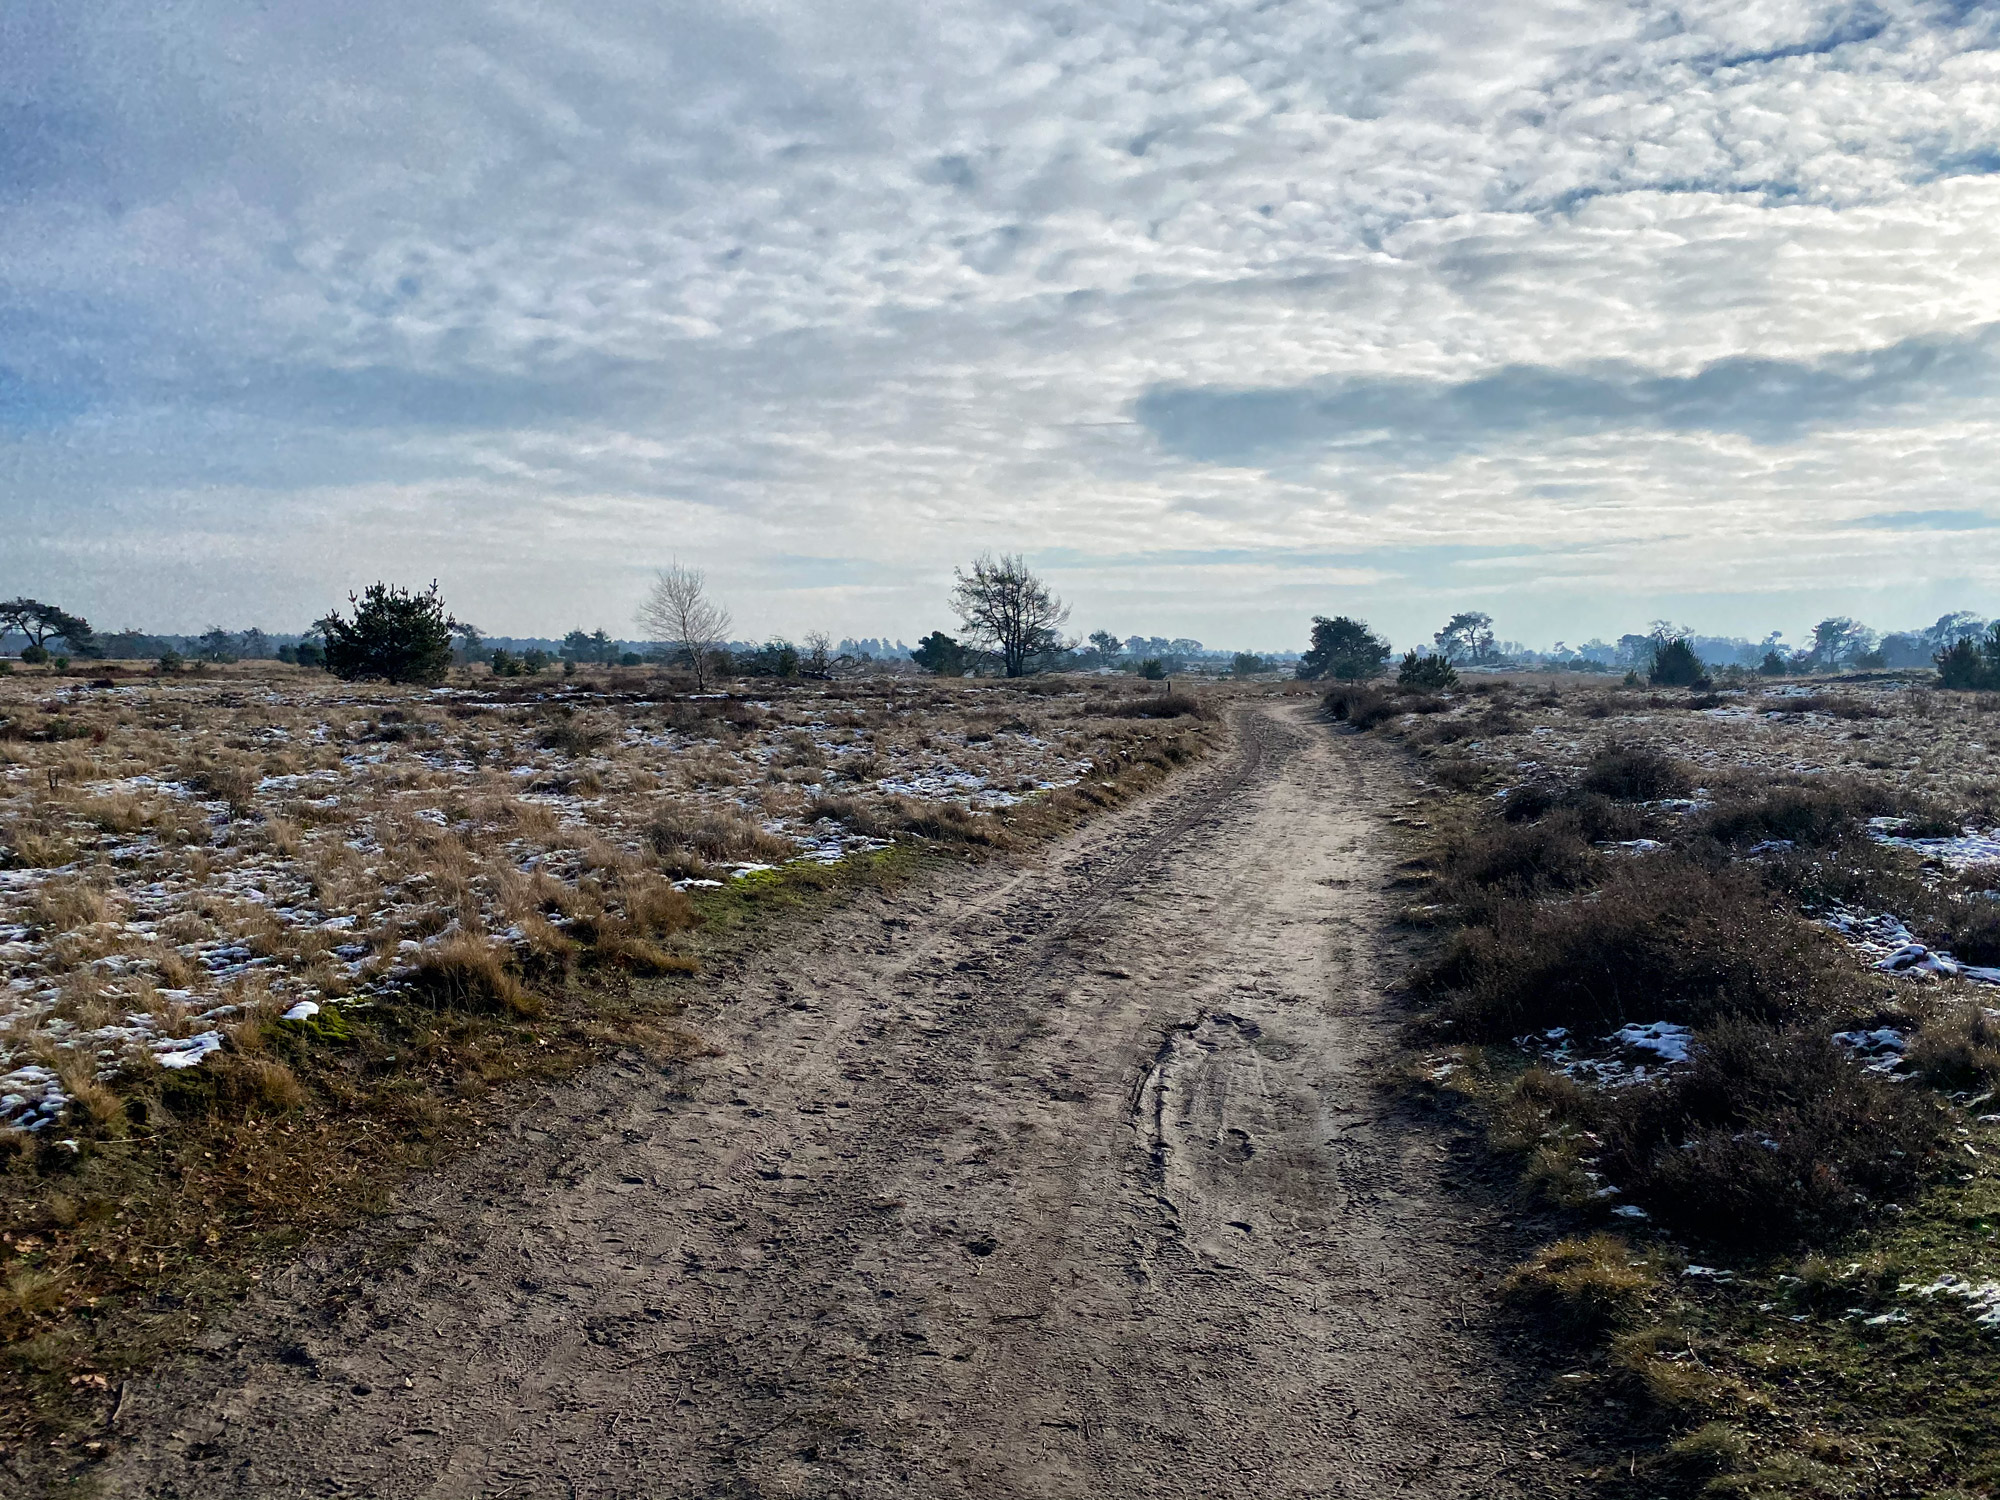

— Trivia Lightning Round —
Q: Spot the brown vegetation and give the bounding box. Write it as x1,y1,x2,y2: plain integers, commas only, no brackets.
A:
0,659,1220,1456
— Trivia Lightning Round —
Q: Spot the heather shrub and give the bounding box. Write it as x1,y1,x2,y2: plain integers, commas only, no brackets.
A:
1436,811,1597,909
1598,1019,1940,1247
1696,780,1894,848
1426,859,1868,1038
1112,691,1207,719
1922,895,2000,968
1907,999,2000,1090
1322,683,1400,729
1579,743,1692,801
1500,782,1560,823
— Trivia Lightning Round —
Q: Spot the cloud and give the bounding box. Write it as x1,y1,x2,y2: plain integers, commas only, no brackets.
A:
5,0,2000,649
1852,507,2000,529
1135,324,2000,464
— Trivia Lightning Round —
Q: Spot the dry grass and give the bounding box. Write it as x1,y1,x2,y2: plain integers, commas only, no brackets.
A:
0,664,1207,1130
1502,1234,1655,1335
409,932,537,1016
0,658,1221,1460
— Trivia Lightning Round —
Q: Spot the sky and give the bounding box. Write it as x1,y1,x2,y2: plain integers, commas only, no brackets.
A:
5,0,2000,652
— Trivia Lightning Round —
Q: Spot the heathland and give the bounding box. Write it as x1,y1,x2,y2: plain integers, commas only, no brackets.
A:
1336,669,2000,1496
0,658,1209,1467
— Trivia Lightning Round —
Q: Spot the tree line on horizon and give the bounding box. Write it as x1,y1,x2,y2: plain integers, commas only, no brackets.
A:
5,573,1998,689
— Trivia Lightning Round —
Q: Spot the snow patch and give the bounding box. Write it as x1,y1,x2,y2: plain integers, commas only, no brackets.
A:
1907,1274,2000,1329
153,1031,225,1069
1610,1021,1693,1064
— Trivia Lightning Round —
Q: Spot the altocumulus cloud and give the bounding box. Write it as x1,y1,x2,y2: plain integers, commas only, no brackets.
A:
4,0,2000,647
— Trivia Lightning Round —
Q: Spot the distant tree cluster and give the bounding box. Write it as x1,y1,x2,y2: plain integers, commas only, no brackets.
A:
31,564,2000,701
490,647,553,677
562,628,620,664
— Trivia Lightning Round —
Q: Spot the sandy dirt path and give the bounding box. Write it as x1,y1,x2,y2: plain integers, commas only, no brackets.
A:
98,701,1565,1498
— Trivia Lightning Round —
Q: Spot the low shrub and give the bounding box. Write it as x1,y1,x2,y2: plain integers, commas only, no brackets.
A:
540,716,610,756
1579,743,1692,801
1502,1234,1654,1336
1497,784,1646,840
1598,1019,1940,1247
1696,780,1895,848
1421,717,1477,745
1787,694,1884,721
1500,782,1560,823
1112,692,1207,719
1322,684,1400,729
1437,811,1597,907
1569,792,1647,843
1428,756,1493,793
1426,859,1869,1038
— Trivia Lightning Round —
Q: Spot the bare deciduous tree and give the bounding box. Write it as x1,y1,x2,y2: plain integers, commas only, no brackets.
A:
801,630,833,679
949,553,1070,678
639,562,732,690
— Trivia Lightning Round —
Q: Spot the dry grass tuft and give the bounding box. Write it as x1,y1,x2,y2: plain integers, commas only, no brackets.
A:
1907,998,2000,1090
409,932,538,1016
1502,1234,1654,1335
30,880,111,934
647,810,796,876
